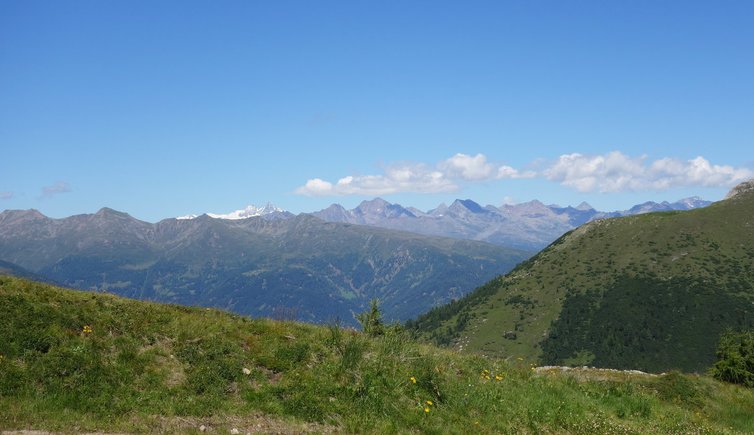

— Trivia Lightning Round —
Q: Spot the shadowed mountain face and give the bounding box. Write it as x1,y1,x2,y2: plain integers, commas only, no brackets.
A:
0,259,51,283
408,181,754,373
312,197,712,251
0,209,530,325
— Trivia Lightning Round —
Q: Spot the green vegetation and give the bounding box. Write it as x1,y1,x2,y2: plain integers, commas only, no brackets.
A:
711,330,754,387
540,275,754,372
356,299,386,337
2,276,754,433
409,181,754,372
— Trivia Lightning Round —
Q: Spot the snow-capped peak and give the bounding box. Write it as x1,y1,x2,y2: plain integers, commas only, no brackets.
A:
675,196,705,208
177,203,285,220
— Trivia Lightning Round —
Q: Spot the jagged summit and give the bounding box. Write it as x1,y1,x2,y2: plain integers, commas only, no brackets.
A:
0,209,48,221
94,207,132,219
354,198,391,215
449,199,487,214
724,179,754,200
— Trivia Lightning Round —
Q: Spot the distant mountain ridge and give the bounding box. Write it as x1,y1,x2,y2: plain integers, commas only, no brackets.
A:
0,208,529,325
170,196,711,251
312,196,712,250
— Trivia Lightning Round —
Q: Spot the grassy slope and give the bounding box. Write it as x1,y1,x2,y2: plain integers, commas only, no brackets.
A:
1,276,754,434
408,184,754,373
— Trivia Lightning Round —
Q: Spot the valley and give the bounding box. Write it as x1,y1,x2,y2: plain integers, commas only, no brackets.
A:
0,209,528,325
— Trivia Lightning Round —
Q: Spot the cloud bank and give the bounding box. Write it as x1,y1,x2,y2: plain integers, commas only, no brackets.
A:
296,151,752,196
545,152,753,192
295,154,533,196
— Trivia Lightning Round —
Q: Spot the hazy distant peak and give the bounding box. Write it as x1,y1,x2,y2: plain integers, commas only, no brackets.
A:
0,209,47,219
575,201,594,211
525,199,546,206
0,209,50,225
449,199,487,214
406,206,427,217
428,203,449,217
94,207,132,219
355,197,391,212
324,203,348,212
674,197,706,209
362,197,390,206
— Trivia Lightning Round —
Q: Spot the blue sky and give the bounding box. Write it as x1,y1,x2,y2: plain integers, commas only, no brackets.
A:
2,1,753,222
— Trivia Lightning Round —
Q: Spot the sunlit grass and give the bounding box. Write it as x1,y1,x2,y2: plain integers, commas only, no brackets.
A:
1,275,753,433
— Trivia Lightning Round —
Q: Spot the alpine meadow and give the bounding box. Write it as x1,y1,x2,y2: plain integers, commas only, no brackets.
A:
3,1,754,433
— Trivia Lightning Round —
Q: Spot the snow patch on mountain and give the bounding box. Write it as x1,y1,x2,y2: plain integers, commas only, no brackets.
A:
177,203,285,220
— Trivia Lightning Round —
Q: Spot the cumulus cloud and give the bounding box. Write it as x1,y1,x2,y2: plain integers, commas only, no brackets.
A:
296,163,455,196
296,150,751,197
545,151,753,192
296,153,528,196
439,153,494,180
0,191,12,200
437,153,536,181
40,181,71,199
497,165,537,180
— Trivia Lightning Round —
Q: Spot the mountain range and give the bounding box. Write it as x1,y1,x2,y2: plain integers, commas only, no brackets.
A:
311,196,711,250
408,180,754,373
180,196,712,251
0,208,528,325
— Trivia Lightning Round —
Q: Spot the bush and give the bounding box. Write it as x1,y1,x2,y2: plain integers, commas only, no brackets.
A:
356,299,384,337
710,330,754,387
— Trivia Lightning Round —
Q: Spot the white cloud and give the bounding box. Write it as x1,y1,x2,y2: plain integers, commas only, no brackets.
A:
439,153,494,180
296,150,752,197
436,153,537,181
545,151,753,192
0,191,12,200
39,181,71,199
297,153,536,196
296,163,456,196
295,178,334,195
497,165,537,179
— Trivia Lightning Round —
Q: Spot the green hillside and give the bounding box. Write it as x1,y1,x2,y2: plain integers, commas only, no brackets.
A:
409,180,754,373
2,276,753,433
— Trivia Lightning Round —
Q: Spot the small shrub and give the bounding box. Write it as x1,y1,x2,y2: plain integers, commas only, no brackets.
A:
356,299,384,337
710,330,754,387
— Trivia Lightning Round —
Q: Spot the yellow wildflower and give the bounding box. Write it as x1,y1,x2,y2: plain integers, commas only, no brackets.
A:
424,407,430,413
410,376,417,384
426,400,433,406
495,375,503,381
82,325,93,334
